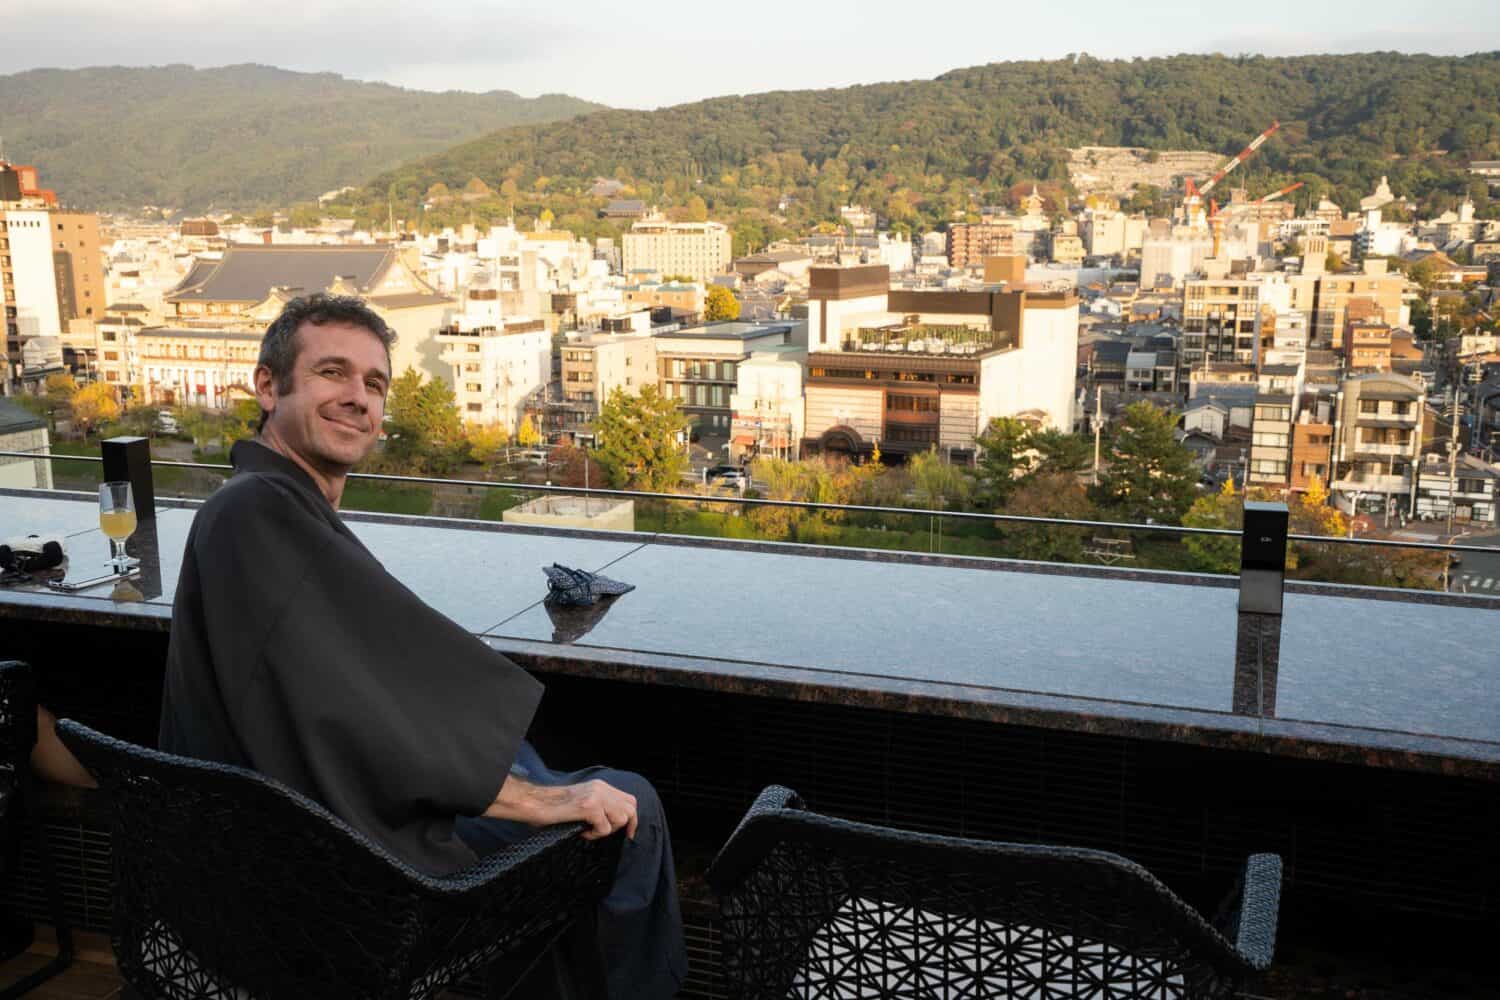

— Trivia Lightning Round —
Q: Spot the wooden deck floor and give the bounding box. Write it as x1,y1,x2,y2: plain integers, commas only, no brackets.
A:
0,927,120,999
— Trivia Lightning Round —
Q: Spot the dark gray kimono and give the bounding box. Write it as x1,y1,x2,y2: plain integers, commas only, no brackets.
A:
160,439,542,876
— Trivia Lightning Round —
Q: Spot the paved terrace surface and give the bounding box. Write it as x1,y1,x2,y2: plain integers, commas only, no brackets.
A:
2,489,1497,780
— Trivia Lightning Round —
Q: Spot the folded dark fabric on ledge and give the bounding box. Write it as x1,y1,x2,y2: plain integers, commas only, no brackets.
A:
542,563,635,607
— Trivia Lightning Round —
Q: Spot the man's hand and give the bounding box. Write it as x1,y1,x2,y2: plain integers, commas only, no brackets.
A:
486,775,638,840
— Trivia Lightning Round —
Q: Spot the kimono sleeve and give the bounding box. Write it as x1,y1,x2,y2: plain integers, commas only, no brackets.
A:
223,484,543,858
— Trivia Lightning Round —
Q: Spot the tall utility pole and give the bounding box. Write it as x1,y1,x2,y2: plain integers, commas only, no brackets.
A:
1446,385,1463,537
1091,384,1105,483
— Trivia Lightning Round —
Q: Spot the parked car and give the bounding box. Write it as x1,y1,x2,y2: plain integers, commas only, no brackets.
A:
155,412,180,435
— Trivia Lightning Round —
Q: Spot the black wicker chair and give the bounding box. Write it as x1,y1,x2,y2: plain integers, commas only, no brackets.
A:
55,719,623,1000
0,661,74,998
708,786,1281,1000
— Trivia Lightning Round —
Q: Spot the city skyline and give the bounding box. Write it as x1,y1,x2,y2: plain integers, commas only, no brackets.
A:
3,1,1499,109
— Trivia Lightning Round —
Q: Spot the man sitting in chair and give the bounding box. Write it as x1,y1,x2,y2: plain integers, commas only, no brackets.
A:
156,294,686,1000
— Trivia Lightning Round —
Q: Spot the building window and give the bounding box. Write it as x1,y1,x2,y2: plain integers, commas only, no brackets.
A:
1359,399,1380,414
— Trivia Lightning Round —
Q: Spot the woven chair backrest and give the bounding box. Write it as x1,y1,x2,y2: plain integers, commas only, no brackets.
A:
56,720,428,997
726,810,1246,996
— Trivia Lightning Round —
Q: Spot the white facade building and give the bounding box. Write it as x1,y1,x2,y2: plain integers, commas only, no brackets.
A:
730,346,807,461
623,218,731,281
2,210,63,377
436,282,551,433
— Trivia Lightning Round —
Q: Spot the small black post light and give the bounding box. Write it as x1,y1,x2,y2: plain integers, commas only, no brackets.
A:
102,436,155,522
1233,500,1288,717
1239,501,1288,615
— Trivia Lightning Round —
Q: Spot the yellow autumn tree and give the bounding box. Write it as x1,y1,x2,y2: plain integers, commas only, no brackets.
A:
467,424,509,466
516,415,542,448
1291,475,1347,538
70,382,121,435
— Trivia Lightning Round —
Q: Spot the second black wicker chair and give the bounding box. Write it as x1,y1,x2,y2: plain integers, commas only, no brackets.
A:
0,661,73,999
56,719,622,1000
708,786,1282,1000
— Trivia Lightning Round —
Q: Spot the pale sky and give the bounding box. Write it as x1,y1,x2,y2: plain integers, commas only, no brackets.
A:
4,0,1498,109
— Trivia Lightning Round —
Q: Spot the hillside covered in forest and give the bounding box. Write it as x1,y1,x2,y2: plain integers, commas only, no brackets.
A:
335,51,1500,252
0,64,602,210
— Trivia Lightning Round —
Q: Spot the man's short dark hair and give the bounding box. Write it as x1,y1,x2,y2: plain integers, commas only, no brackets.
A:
257,294,397,430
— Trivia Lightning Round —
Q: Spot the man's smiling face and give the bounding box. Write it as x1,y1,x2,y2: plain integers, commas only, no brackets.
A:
255,320,390,474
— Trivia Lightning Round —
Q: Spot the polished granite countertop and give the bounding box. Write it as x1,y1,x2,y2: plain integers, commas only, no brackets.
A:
4,489,1498,778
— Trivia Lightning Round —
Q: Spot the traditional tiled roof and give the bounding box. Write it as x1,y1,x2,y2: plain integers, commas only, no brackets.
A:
367,293,454,310
0,397,45,435
167,245,397,303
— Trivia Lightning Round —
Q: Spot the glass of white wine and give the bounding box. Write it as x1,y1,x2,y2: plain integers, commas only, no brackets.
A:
99,481,139,574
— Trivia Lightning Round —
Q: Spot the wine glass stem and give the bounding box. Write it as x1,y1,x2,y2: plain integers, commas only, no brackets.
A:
112,539,126,572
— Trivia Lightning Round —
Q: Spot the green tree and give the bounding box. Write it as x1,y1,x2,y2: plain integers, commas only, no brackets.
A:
685,195,709,222
704,284,741,322
382,368,466,473
1027,428,1092,476
1001,472,1096,563
1092,402,1197,524
1181,479,1244,574
907,447,973,511
593,385,689,492
974,417,1031,507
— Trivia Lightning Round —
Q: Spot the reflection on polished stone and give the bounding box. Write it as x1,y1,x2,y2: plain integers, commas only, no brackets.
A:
123,519,164,601
110,578,146,603
544,593,624,644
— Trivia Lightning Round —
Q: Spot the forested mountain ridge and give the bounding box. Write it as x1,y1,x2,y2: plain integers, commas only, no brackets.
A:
336,52,1500,250
0,64,603,210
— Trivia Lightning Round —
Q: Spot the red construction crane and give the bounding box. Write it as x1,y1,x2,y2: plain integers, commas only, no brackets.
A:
1199,121,1281,199
1183,120,1283,228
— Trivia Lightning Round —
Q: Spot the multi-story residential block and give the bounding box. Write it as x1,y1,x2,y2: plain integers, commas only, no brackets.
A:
93,304,150,391
1,208,63,382
622,217,731,281
1308,258,1405,350
1414,453,1499,525
550,311,660,442
657,321,794,437
802,265,1078,461
1346,322,1393,372
1290,408,1336,493
729,346,807,463
946,222,1017,268
1080,209,1149,258
1247,364,1304,490
50,211,104,324
623,281,704,321
436,279,550,433
1050,231,1085,265
1181,277,1265,375
1330,372,1425,513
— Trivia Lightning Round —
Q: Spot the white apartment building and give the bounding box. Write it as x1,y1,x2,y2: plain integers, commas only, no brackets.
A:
623,217,731,281
436,281,551,433
1140,234,1215,290
730,346,807,462
2,209,63,380
1082,210,1149,258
